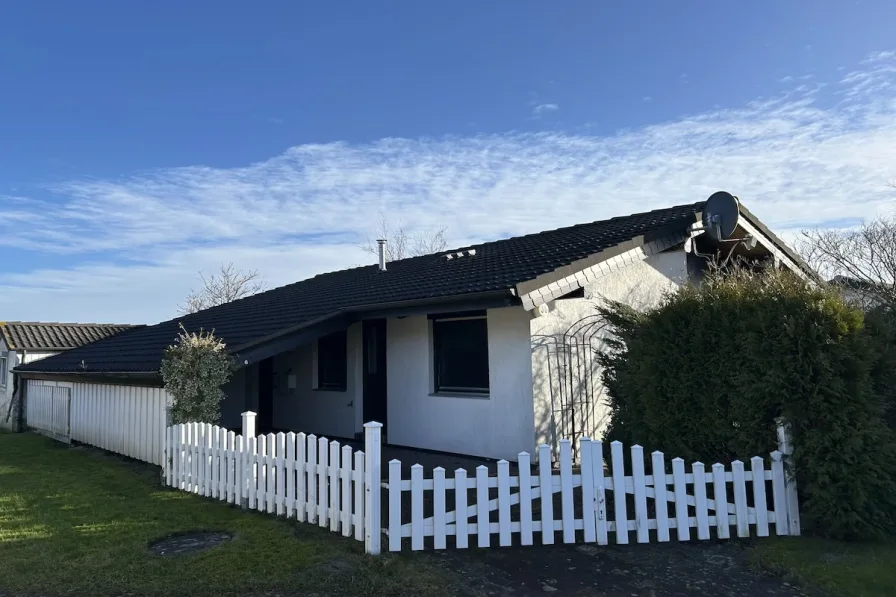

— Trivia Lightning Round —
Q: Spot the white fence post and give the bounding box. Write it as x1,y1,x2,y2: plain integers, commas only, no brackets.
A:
776,420,801,536
241,411,256,510
364,421,383,555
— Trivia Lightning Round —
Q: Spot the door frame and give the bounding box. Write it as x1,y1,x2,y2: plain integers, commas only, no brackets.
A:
362,318,388,432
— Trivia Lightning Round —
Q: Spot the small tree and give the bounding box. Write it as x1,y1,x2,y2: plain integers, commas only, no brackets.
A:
360,212,448,261
161,325,234,425
179,263,266,315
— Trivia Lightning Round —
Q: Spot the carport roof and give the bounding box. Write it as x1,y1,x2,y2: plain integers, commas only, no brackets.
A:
16,200,793,376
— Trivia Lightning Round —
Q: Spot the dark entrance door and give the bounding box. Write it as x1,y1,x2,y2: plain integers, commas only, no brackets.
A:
257,357,274,434
362,319,388,432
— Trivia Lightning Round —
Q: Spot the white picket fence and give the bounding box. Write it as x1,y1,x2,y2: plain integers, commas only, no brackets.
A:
163,413,384,554
163,412,799,556
26,385,71,441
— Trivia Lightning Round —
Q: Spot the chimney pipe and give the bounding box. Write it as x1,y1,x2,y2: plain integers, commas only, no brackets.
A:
377,239,387,271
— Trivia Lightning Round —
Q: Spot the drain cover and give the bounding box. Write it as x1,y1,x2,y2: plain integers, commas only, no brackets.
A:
149,531,233,556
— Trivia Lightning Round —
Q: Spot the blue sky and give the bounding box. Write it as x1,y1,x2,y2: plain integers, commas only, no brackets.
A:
2,1,896,323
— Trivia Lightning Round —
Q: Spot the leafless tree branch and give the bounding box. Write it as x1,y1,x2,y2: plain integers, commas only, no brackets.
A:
796,213,896,309
179,263,267,315
359,211,448,262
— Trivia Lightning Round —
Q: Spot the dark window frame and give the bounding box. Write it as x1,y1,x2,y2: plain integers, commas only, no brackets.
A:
316,330,347,391
432,315,490,395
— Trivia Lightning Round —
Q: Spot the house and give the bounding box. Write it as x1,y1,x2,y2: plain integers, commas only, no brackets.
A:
1,321,139,430
13,199,812,464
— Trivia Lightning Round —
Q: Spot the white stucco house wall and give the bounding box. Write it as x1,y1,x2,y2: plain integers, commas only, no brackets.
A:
0,322,137,430
14,198,813,465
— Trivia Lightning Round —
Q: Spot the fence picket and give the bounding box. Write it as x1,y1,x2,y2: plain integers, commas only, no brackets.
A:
593,441,608,546
538,444,554,545
191,423,200,494
455,469,469,549
235,435,245,507
341,445,352,536
389,460,402,552
227,431,236,503
732,460,750,537
692,462,710,540
318,437,329,527
751,456,769,537
476,466,490,548
770,451,788,536
247,437,257,510
205,423,213,497
257,435,267,511
277,433,287,516
353,450,365,541
307,435,317,523
631,445,649,544
174,424,183,490
286,432,296,517
611,441,628,545
297,433,307,523
219,427,228,499
267,434,277,514
672,458,689,541
433,467,447,549
579,440,596,543
329,441,340,532
518,452,534,546
559,441,575,544
497,460,511,547
651,451,670,542
210,426,219,499
712,463,730,539
411,464,424,550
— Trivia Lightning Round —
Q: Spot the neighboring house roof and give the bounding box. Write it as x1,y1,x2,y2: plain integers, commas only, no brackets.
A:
0,321,139,351
15,200,808,376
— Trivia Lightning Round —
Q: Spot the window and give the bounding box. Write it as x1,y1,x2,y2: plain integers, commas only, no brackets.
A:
0,355,6,386
432,315,489,394
316,330,347,391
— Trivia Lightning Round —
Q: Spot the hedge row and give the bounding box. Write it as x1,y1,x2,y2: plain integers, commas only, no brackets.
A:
597,267,896,540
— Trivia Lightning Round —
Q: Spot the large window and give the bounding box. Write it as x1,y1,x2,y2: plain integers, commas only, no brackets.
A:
316,330,347,391
432,315,489,394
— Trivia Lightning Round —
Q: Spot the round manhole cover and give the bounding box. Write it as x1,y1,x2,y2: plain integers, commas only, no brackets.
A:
149,531,233,556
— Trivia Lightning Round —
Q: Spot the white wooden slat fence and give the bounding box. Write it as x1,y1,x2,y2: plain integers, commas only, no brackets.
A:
384,426,800,552
163,413,383,554
162,412,798,556
25,385,71,441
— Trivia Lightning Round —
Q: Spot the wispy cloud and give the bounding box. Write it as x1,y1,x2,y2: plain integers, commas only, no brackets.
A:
3,51,896,323
531,103,559,116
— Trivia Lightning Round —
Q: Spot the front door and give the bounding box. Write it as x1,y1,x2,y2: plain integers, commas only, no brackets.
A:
362,319,388,432
257,357,274,433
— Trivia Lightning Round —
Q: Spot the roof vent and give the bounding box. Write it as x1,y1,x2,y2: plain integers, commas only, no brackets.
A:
443,248,478,260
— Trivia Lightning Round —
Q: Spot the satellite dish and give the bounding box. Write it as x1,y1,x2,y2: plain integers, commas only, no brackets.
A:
702,191,740,241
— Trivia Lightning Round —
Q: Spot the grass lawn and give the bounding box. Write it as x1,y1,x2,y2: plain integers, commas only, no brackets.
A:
0,431,452,597
750,536,896,597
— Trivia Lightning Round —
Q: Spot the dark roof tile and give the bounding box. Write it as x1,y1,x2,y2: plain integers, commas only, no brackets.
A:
16,202,704,374
0,322,140,351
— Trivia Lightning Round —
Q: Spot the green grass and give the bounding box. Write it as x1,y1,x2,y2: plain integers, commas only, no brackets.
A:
0,431,450,597
750,536,896,597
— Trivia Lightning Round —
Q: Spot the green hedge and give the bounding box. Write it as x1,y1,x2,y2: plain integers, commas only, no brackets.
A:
597,268,896,540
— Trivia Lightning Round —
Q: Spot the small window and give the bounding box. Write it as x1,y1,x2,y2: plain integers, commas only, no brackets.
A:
433,316,489,394
317,330,347,391
0,356,6,386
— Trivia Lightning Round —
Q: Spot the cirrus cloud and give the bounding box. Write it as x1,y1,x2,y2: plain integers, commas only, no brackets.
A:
2,51,896,323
